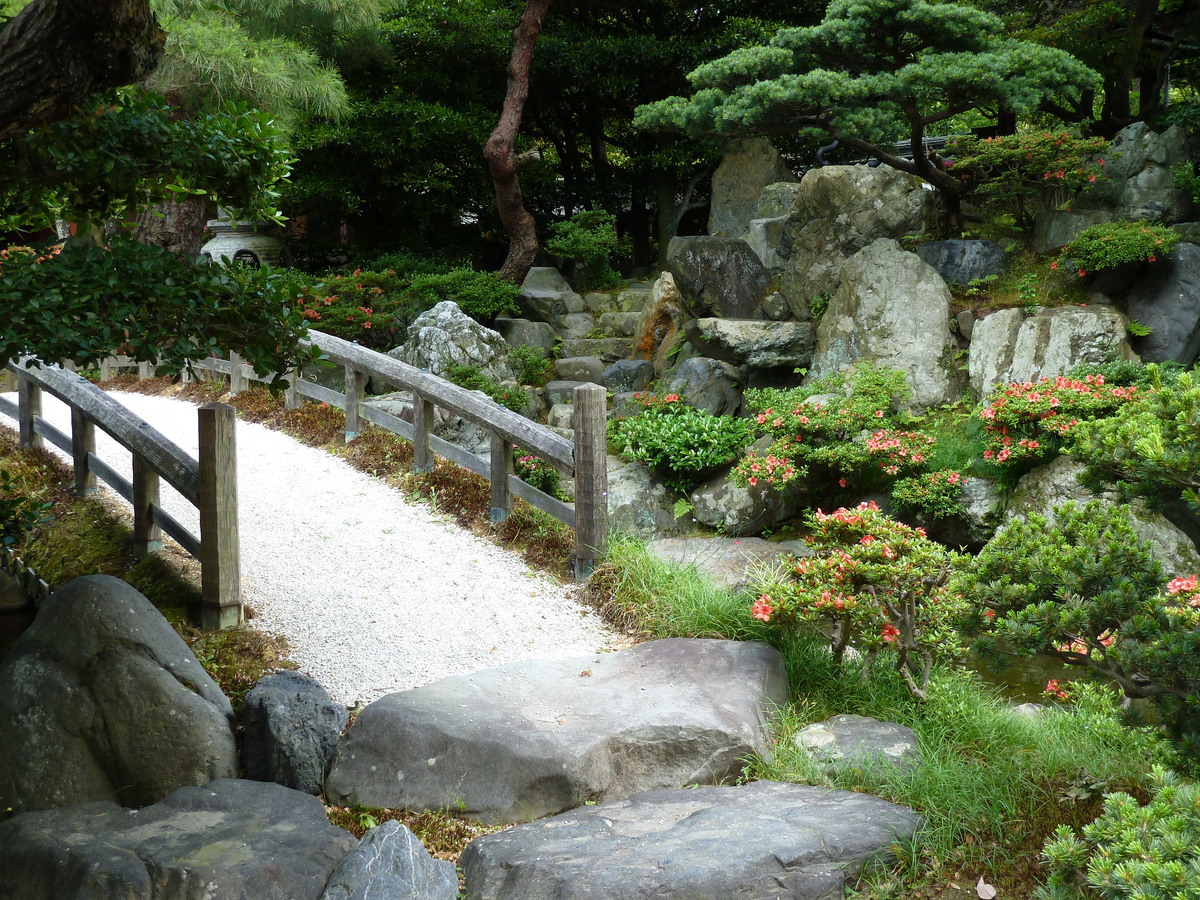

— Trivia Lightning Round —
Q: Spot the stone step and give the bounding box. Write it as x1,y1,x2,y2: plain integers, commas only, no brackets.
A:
559,337,632,362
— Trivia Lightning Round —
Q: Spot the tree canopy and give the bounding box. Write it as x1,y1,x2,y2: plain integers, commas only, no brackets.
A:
635,0,1100,221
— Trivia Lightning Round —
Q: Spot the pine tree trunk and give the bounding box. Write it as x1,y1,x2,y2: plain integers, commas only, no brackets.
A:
0,0,163,140
484,0,555,286
133,195,209,257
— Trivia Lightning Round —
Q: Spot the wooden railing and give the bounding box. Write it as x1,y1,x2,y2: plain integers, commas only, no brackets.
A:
0,359,241,629
183,329,608,580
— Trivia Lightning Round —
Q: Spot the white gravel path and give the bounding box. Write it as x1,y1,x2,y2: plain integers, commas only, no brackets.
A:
26,390,618,706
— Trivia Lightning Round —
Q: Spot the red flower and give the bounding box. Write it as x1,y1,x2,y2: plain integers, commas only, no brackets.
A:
881,623,900,643
751,595,773,622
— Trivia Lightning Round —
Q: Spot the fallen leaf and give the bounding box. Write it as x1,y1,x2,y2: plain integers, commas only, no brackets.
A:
976,876,997,899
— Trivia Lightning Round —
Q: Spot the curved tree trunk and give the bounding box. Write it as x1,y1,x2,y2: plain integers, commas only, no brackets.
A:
133,195,209,257
0,0,163,141
484,0,555,285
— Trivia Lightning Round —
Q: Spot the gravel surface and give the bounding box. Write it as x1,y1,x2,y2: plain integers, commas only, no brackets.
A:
30,391,618,706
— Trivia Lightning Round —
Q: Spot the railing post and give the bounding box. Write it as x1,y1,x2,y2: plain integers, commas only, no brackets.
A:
1,366,16,393
344,365,364,442
198,402,241,630
132,455,164,557
490,434,513,523
71,407,97,496
285,369,302,410
17,374,42,450
137,359,154,379
572,383,608,581
229,351,248,395
412,394,434,473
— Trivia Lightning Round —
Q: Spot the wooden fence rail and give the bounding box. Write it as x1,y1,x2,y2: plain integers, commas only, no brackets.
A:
0,359,241,629
187,329,608,579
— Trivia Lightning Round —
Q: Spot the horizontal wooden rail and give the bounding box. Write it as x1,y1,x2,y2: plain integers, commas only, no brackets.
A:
186,329,607,579
0,359,240,627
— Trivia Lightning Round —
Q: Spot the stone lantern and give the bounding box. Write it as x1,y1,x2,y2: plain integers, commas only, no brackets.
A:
200,209,286,267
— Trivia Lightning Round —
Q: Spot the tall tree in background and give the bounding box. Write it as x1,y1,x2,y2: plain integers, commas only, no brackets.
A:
484,0,555,284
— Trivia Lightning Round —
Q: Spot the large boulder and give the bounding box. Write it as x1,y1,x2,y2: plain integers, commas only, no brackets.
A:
1126,242,1200,366
320,820,459,900
810,238,958,411
666,236,773,320
391,300,516,383
689,439,807,537
685,318,816,372
492,317,557,356
662,356,745,416
1005,456,1200,578
1032,208,1115,253
606,455,688,536
325,639,789,825
772,166,938,311
794,715,922,774
243,671,347,796
0,779,357,900
916,240,1008,286
646,536,813,593
1076,123,1194,224
516,267,586,322
0,575,237,814
708,138,797,239
630,271,687,375
968,305,1135,399
460,781,923,900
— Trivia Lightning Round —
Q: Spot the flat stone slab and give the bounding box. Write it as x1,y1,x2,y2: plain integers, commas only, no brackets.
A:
0,779,356,899
325,639,789,824
647,536,812,592
460,781,923,899
795,715,921,773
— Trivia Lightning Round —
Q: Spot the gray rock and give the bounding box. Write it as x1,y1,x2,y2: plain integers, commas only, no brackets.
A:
762,289,792,320
0,779,357,900
0,575,237,813
686,318,816,371
555,356,606,384
611,392,646,419
320,820,458,900
607,455,687,536
560,337,632,362
546,403,574,429
460,781,923,900
325,639,788,824
615,284,655,313
775,166,937,308
554,312,597,340
1075,123,1194,223
708,138,797,239
667,236,773,320
392,301,516,383
493,317,556,355
518,267,586,321
688,438,807,537
662,357,745,416
968,305,1135,399
630,272,687,375
604,359,655,393
916,240,1008,285
599,311,640,337
243,671,347,796
546,380,588,407
1032,208,1115,253
811,239,958,411
1126,242,1200,366
794,715,922,773
1005,457,1200,577
647,536,813,593
746,215,791,271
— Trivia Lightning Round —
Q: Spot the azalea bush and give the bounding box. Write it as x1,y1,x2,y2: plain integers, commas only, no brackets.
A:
736,363,914,492
976,374,1138,472
299,269,408,351
1062,221,1180,275
891,469,969,520
514,451,561,498
751,502,967,699
954,500,1200,756
947,131,1109,233
612,393,753,493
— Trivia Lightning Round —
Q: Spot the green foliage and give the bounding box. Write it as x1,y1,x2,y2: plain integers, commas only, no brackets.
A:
611,392,753,493
406,269,521,324
636,0,1099,209
808,291,831,322
0,89,292,234
0,469,52,549
976,374,1139,472
751,502,968,698
1038,766,1200,900
508,345,553,387
891,469,969,520
1068,366,1200,515
545,210,624,290
0,239,318,383
1174,160,1200,206
1063,222,1181,275
946,132,1109,233
443,364,526,413
514,451,560,498
737,362,914,492
954,500,1200,753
